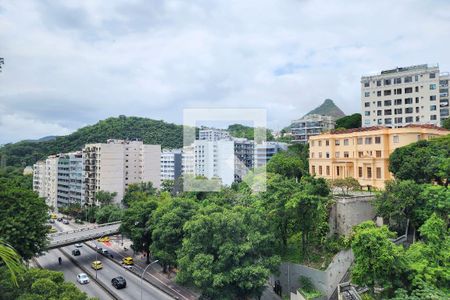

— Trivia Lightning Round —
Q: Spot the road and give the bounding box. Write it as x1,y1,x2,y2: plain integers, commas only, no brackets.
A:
35,248,114,300
52,220,174,300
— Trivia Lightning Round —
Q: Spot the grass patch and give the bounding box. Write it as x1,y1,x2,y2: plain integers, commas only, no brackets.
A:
298,288,322,299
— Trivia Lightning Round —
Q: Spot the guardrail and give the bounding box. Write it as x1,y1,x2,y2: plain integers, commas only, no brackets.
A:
49,221,121,238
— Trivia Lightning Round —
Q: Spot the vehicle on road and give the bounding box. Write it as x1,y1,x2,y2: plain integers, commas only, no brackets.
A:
96,247,109,255
62,219,69,224
50,213,57,219
74,243,83,248
91,261,103,270
123,265,133,271
57,217,63,222
72,249,81,256
111,276,127,289
48,227,57,233
97,236,110,243
122,257,134,265
48,219,55,223
77,273,90,284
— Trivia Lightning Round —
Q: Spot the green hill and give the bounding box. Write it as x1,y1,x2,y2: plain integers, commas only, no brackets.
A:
0,116,184,167
305,99,346,118
227,124,274,141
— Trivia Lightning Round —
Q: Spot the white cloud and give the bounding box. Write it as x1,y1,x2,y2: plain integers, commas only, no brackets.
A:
0,0,449,142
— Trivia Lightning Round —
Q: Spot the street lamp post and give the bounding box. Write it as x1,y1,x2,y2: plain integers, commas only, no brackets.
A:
140,260,159,300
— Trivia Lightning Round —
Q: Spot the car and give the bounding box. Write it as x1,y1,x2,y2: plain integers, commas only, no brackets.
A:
77,273,90,284
48,219,55,224
48,227,57,233
57,217,63,222
91,261,103,270
122,257,134,265
50,213,57,219
72,249,81,256
96,247,109,255
123,265,133,271
62,219,69,224
97,236,110,243
74,243,83,248
111,276,127,289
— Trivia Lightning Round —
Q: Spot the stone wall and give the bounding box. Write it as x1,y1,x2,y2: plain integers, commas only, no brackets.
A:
329,194,376,236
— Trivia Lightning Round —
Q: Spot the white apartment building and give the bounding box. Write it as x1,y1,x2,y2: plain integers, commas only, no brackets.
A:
83,139,161,205
361,64,449,127
234,138,254,182
254,142,289,168
161,149,182,181
291,114,336,144
57,152,84,207
33,160,47,198
198,128,231,141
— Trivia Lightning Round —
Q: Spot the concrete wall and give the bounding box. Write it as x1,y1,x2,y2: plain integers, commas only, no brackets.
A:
329,194,376,236
276,250,354,299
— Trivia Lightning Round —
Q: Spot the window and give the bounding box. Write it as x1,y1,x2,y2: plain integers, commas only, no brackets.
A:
377,101,382,107
375,136,381,144
394,88,402,95
430,105,436,111
357,138,363,145
318,141,322,146
310,152,314,158
365,92,370,97
405,98,413,104
364,81,370,87
430,73,436,79
358,167,363,177
395,117,402,124
414,75,419,81
394,99,402,105
376,80,381,86
335,139,340,146
430,95,437,101
376,167,382,179
384,79,391,85
394,77,402,84
311,166,316,175
404,76,412,83
318,152,322,158
384,109,392,115
415,86,419,92
430,84,436,90
405,116,413,123
344,151,349,158
384,90,392,96
376,150,382,157
358,151,363,158
344,139,349,146
405,87,413,93
384,100,392,106
416,116,420,122
394,108,402,114
393,135,399,143
385,118,392,124
415,97,419,103
326,152,330,158
336,166,340,176
377,91,382,97
405,107,413,113
364,111,370,116
335,152,340,158
365,137,372,144
377,110,382,116
430,115,437,120
326,166,330,175
325,140,329,146
364,102,370,107
319,166,322,175
367,167,372,179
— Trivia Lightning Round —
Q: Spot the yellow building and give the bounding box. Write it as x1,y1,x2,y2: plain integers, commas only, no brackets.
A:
308,125,449,189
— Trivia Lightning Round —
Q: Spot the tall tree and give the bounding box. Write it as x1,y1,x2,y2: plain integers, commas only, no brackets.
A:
95,190,117,206
122,182,157,207
177,205,280,299
335,113,362,129
120,198,158,264
267,151,306,180
0,181,48,260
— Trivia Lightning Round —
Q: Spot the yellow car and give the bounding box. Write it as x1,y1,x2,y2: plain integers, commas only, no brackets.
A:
48,227,57,233
122,257,134,265
50,213,57,219
91,261,103,270
97,237,110,243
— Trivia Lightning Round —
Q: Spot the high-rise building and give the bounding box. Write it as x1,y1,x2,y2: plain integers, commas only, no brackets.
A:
198,128,231,141
308,125,449,189
254,141,288,168
83,139,161,205
361,64,449,127
234,138,254,182
57,152,84,207
291,114,336,144
44,155,59,209
33,160,47,198
161,149,182,181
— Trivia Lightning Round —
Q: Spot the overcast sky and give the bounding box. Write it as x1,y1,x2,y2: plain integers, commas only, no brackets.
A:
1,0,449,143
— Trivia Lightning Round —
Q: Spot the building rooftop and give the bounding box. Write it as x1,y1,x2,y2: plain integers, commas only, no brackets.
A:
322,124,449,135
361,63,439,79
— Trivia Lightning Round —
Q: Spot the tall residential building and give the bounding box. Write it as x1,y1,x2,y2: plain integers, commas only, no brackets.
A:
308,125,449,189
57,152,84,207
161,149,182,181
83,139,161,205
43,155,59,209
33,161,47,198
198,128,231,141
254,141,288,168
361,64,449,128
234,138,254,182
291,114,336,144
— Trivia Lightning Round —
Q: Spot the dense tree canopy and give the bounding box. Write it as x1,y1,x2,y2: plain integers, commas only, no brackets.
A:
389,135,450,185
94,205,123,224
267,150,307,180
335,113,362,129
122,182,157,207
226,124,274,141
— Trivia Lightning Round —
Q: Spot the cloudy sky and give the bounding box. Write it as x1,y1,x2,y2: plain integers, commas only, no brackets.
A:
1,0,449,143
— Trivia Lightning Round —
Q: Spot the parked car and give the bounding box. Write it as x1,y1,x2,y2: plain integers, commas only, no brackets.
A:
74,243,83,248
50,213,57,219
77,273,89,284
91,261,103,270
57,217,63,222
48,227,57,233
111,276,127,289
48,219,55,224
72,249,81,256
63,219,69,224
122,257,134,265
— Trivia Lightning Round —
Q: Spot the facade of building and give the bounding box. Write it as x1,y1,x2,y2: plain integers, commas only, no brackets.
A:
198,128,231,141
308,125,449,189
161,149,182,181
40,156,59,209
83,139,161,205
254,141,289,168
361,64,449,128
234,138,254,182
291,114,336,144
33,160,47,199
57,152,84,207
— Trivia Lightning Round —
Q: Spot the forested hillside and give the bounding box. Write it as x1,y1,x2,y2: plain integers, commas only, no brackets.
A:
0,116,184,167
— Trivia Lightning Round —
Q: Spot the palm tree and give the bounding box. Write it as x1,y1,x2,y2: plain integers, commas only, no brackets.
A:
0,239,23,286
